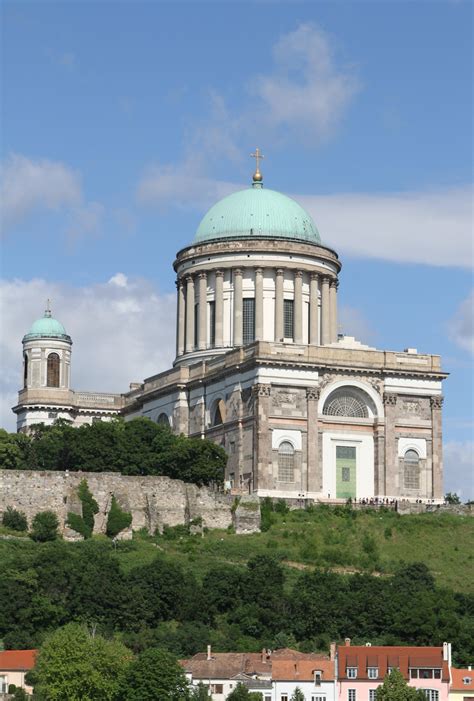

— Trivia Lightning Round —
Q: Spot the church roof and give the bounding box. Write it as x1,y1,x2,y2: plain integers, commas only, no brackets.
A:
23,308,71,343
194,179,321,245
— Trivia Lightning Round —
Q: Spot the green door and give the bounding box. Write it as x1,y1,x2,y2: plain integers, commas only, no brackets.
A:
336,446,356,499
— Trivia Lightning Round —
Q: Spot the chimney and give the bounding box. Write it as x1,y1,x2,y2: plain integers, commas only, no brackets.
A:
345,638,351,647
330,642,336,661
262,648,266,663
468,665,472,671
207,645,212,661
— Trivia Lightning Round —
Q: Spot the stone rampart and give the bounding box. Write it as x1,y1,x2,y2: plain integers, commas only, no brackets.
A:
0,470,237,537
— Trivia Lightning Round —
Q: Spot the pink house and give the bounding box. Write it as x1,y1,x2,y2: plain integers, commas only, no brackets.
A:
336,640,451,701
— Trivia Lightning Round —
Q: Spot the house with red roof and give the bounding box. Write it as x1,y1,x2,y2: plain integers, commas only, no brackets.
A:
450,668,474,701
336,639,451,701
0,650,37,696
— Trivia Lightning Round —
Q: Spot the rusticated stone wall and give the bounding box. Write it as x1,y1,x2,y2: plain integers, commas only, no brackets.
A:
0,470,241,538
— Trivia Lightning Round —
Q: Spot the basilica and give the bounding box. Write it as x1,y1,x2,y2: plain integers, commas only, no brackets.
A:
14,158,447,502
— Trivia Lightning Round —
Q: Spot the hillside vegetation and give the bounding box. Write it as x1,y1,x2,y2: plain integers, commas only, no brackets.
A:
1,503,473,667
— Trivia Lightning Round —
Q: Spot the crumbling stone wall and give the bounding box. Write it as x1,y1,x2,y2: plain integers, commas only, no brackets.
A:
0,470,239,537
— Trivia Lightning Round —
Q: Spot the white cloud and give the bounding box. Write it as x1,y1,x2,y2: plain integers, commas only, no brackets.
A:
253,23,360,142
296,185,474,268
137,159,239,210
448,290,474,354
0,276,176,431
443,441,474,501
0,153,82,231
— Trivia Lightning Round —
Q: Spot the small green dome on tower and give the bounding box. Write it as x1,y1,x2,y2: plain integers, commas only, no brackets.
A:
23,306,71,343
194,173,321,245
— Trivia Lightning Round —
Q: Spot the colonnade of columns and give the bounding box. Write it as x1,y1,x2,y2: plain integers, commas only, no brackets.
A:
176,268,338,357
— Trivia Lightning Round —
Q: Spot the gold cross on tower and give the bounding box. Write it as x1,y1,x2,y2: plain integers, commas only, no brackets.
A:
250,147,264,182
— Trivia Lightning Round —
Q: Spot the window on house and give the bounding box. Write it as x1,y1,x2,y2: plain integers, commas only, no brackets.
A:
48,411,58,419
281,695,289,701
312,696,326,701
404,449,420,489
209,301,216,347
211,683,224,693
0,677,7,694
347,668,357,679
314,670,322,685
348,690,356,701
47,352,60,387
410,669,441,680
243,298,255,344
369,690,377,701
283,299,294,339
420,691,439,701
368,667,378,679
157,413,169,426
278,441,295,482
212,399,225,426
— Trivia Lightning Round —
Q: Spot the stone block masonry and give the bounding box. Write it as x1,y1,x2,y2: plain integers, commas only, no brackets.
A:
0,470,241,538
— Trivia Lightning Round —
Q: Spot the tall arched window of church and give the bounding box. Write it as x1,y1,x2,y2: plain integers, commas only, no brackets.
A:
47,353,60,387
404,449,420,490
23,354,28,388
278,441,295,482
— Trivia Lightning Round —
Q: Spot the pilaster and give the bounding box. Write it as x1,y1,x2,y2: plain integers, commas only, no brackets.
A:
383,392,398,497
252,383,271,492
306,387,321,493
430,396,444,499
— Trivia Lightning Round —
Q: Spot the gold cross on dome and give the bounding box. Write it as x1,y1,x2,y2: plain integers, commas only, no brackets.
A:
251,147,264,181
45,298,53,316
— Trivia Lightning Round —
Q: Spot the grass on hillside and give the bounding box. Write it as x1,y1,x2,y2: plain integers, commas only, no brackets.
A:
114,506,474,593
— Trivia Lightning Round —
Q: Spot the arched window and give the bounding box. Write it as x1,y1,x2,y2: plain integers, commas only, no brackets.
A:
404,449,420,489
212,399,226,427
23,353,28,388
323,389,369,418
157,413,170,426
47,353,60,387
278,441,295,482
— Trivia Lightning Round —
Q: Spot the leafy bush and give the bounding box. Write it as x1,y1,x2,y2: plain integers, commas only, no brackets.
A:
66,479,99,539
2,506,27,532
30,510,59,542
106,496,132,538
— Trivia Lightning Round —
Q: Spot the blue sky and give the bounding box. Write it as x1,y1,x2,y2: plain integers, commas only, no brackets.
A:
1,1,473,497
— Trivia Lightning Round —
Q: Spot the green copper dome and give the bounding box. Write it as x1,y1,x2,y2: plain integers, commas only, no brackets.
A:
23,309,71,343
194,182,320,244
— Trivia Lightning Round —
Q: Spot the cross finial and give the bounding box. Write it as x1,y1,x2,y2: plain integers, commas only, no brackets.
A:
45,298,52,318
250,147,264,183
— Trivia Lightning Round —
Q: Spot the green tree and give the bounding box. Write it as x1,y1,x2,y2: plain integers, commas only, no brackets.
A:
121,648,190,701
291,689,305,701
30,510,59,542
2,506,28,532
375,669,427,700
445,492,461,504
33,622,132,701
190,683,212,699
106,496,132,538
66,479,99,538
226,684,263,700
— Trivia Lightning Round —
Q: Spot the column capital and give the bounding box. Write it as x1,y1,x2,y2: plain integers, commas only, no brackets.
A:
310,272,319,282
383,392,398,406
215,269,224,278
330,277,338,288
234,267,243,276
276,268,284,276
255,267,263,275
252,383,271,397
306,387,320,401
198,271,207,280
185,274,194,284
430,395,444,409
295,270,304,279
322,275,331,284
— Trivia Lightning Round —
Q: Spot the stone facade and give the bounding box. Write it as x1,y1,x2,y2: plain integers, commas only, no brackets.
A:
0,470,237,537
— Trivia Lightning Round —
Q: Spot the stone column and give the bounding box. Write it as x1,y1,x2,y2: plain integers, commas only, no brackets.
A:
255,267,264,341
177,279,185,356
321,276,330,345
383,392,398,497
233,268,243,346
309,273,319,345
252,383,271,492
274,268,284,341
294,270,303,344
215,270,224,347
198,272,207,350
306,388,321,493
431,396,444,499
374,423,385,497
329,279,338,343
185,275,195,353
